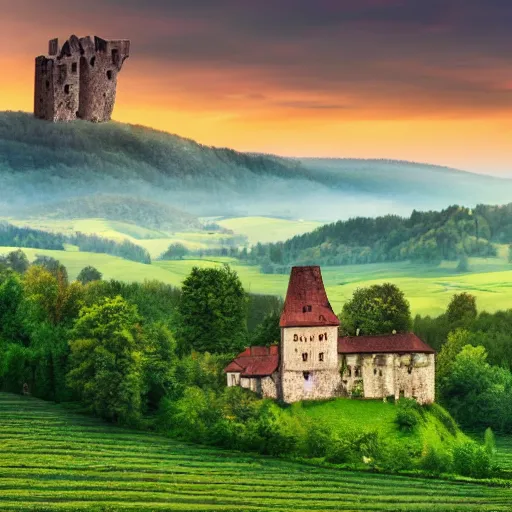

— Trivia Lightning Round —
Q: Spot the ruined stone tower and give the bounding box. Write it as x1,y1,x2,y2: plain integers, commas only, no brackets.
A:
34,35,130,122
279,266,342,402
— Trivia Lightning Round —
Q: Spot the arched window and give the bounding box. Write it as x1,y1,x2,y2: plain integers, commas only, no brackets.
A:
319,334,323,341
293,334,298,342
302,353,308,362
319,352,324,362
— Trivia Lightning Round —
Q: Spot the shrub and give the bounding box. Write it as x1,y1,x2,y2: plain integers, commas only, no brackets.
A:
484,427,496,458
378,440,414,472
395,399,421,432
419,444,452,475
452,441,492,478
304,420,334,458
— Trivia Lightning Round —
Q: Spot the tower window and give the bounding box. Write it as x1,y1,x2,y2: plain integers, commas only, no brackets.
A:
45,80,50,90
71,62,77,73
303,371,310,381
324,332,328,340
107,70,113,80
293,334,298,342
64,84,70,94
90,56,96,67
319,334,323,341
302,353,308,362
112,49,119,65
319,352,324,362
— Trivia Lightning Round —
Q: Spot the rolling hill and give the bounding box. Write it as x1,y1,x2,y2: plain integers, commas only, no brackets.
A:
2,111,512,222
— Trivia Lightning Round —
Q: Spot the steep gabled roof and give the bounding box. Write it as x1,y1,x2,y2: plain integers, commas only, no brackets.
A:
223,345,279,377
338,333,435,354
279,266,339,328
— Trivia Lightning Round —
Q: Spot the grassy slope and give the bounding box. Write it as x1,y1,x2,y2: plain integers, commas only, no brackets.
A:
216,216,322,245
288,399,467,455
1,393,511,512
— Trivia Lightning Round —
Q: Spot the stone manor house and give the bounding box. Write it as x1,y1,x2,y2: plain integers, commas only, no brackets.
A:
224,266,435,404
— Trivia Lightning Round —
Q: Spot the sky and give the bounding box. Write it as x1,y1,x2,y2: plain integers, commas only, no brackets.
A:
1,0,511,175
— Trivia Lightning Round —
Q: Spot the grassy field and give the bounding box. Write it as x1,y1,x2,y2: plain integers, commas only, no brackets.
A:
215,216,322,244
2,244,512,316
1,393,511,511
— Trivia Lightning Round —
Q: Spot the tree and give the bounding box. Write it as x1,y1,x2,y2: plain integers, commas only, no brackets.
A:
67,296,143,425
446,293,477,324
77,266,103,285
161,243,189,260
32,255,68,284
176,265,248,354
339,283,411,335
436,329,474,385
3,250,30,274
509,244,512,264
250,311,280,347
456,252,469,272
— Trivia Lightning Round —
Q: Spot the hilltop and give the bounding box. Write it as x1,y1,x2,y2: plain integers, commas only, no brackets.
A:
2,111,512,221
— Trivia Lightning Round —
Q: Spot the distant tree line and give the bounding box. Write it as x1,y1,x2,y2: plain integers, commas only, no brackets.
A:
236,204,512,273
0,222,151,264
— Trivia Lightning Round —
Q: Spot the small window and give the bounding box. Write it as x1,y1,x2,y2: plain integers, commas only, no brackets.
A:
293,334,298,342
319,314,326,321
310,335,314,341
299,336,303,342
302,353,308,362
347,366,352,377
231,374,236,385
71,62,77,72
302,305,312,312
373,368,377,375
319,334,323,341
106,70,113,80
303,371,310,381
379,369,383,377
45,80,50,90
408,367,413,374
90,56,96,67
319,352,324,362
111,48,119,65
324,332,328,340
355,367,360,377
64,84,70,94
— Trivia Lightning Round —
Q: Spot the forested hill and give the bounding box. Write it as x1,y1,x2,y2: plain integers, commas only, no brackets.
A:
244,203,512,270
2,111,512,221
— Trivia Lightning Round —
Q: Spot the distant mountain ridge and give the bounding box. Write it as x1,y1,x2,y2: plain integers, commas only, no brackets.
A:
1,111,512,221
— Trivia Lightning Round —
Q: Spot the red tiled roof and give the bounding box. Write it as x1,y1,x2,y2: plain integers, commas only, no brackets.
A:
223,345,279,377
338,333,435,354
279,266,339,327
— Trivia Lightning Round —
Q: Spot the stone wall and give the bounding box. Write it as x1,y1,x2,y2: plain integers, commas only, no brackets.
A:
339,353,435,404
280,325,340,403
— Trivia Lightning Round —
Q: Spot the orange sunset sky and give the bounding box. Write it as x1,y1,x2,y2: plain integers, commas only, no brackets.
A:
1,0,511,175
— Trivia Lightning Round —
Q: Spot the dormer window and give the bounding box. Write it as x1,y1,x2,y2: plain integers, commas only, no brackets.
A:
319,314,326,322
302,305,312,313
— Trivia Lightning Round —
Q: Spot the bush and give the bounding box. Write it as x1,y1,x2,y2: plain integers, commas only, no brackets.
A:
378,440,415,472
419,444,452,475
395,399,421,432
304,420,333,458
452,441,492,478
484,427,496,458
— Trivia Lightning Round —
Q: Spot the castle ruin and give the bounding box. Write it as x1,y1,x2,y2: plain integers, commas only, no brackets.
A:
34,35,130,122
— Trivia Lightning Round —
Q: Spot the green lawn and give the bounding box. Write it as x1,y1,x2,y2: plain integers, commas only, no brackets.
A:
0,392,511,511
